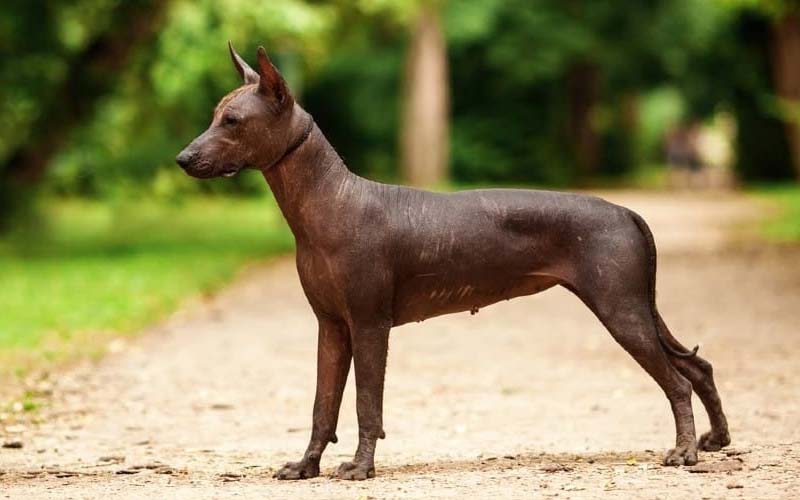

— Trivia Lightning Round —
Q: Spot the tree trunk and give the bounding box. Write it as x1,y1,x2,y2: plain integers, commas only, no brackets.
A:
770,11,800,181
566,62,600,181
1,0,168,185
400,5,449,187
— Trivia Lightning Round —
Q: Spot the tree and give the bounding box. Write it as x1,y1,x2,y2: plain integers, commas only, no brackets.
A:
566,61,600,179
400,4,450,187
770,9,800,180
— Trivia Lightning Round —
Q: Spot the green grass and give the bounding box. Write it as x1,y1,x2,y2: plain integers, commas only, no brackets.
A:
0,196,293,375
752,184,800,242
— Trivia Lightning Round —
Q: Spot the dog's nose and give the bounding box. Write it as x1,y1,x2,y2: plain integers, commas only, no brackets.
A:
176,150,194,169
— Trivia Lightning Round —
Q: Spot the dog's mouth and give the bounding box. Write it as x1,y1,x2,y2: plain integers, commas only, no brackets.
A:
216,163,245,178
220,167,241,178
181,160,243,179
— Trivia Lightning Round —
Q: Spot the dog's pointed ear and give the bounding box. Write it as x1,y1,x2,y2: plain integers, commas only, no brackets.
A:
228,41,259,85
256,46,291,105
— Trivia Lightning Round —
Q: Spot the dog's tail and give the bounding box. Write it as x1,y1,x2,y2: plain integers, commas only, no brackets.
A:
629,209,699,359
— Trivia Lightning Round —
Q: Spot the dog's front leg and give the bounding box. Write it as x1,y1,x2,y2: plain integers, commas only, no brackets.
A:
333,323,390,480
275,317,352,480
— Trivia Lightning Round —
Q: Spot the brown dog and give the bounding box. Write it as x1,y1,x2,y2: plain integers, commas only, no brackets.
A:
176,44,730,480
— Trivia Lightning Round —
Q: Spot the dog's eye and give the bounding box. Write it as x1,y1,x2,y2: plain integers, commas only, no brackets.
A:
222,115,239,127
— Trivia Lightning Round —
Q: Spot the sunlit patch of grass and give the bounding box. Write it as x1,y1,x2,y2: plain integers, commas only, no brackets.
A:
0,196,293,377
752,184,800,242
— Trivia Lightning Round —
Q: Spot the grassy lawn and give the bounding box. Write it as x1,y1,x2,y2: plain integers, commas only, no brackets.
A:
753,185,800,242
0,196,293,377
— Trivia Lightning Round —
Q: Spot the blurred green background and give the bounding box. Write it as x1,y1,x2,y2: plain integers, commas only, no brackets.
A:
1,0,799,376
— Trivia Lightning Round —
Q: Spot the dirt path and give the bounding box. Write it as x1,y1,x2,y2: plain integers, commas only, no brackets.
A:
2,192,799,499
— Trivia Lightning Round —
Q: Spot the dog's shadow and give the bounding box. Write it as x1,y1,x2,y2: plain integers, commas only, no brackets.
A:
2,449,710,486
326,449,665,479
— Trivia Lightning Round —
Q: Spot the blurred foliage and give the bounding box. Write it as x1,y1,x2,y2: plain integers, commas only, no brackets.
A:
443,0,729,183
1,0,798,202
719,0,800,18
754,184,800,241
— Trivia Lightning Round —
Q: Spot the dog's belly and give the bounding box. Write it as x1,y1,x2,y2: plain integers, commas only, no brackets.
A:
391,272,560,326
388,195,576,326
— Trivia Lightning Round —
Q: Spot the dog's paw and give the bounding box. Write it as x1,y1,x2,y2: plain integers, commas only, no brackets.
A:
332,460,375,480
273,459,320,480
698,429,731,452
663,443,698,466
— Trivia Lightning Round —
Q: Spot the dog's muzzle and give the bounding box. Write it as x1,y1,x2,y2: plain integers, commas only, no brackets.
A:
176,150,195,170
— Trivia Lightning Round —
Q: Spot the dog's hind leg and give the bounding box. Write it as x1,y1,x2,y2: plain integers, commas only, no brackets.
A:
625,208,730,453
580,290,698,465
589,290,697,465
658,314,730,451
567,213,697,466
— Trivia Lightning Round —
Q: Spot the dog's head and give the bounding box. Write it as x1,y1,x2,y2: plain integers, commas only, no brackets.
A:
176,43,296,178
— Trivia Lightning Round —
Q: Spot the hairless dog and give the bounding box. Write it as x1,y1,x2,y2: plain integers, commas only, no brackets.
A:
176,44,730,480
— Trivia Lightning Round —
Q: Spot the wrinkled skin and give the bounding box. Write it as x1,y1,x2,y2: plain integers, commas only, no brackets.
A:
177,44,731,480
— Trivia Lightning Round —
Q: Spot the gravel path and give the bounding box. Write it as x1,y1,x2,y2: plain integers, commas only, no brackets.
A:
2,191,799,499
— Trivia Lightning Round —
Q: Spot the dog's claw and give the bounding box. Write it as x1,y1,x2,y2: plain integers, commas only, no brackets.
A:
663,443,698,466
274,459,320,480
698,430,731,451
332,460,375,480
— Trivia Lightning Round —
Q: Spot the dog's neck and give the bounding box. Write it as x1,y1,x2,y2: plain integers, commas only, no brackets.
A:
260,108,356,241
